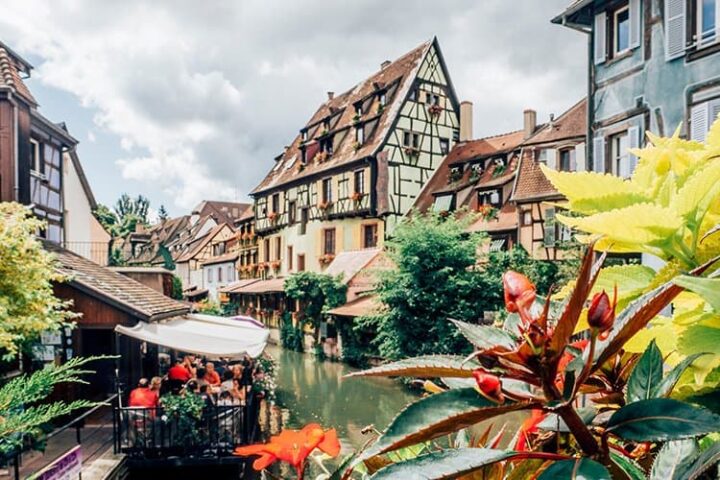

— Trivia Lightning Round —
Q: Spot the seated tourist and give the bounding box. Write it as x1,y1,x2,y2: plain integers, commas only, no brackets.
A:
168,358,192,382
203,361,221,386
220,370,235,392
128,378,158,408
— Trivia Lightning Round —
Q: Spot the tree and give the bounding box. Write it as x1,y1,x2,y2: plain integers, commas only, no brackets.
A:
360,212,488,360
171,275,184,300
158,204,169,221
0,203,77,359
284,272,347,350
93,194,151,239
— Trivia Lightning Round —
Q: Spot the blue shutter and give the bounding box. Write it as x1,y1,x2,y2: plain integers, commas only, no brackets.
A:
593,137,606,173
629,0,641,49
594,12,607,65
665,0,686,61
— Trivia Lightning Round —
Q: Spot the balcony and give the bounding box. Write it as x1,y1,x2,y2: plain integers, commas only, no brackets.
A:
63,241,110,266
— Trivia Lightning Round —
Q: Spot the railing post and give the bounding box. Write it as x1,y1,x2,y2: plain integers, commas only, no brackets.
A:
13,453,19,480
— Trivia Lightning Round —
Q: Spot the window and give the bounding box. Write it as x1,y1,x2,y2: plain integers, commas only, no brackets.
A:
302,130,308,142
363,224,378,248
478,189,502,207
440,138,449,154
297,254,306,272
543,208,557,247
30,139,42,174
207,269,213,283
321,137,333,155
433,194,454,212
522,210,533,226
227,265,234,282
354,170,365,195
699,0,718,44
614,6,631,55
288,246,294,271
559,149,575,172
432,94,440,106
355,126,364,145
408,86,418,101
355,104,363,116
379,92,387,106
425,91,433,105
218,267,223,283
275,237,282,260
403,131,411,147
690,97,720,141
536,149,548,163
271,194,280,213
323,228,336,255
301,148,307,164
264,238,270,262
300,207,309,235
322,178,332,203
288,200,297,224
412,133,420,149
213,243,226,256
610,131,631,178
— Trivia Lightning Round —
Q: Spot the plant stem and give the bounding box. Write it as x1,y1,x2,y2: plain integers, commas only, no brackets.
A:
557,404,599,457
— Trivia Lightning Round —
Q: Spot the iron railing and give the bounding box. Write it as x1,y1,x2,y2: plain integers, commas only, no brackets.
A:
113,398,260,458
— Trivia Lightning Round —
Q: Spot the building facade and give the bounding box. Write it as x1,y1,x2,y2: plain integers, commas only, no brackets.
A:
250,38,460,276
554,0,720,175
512,99,588,260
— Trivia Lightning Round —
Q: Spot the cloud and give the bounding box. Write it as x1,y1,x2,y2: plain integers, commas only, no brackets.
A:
0,0,585,210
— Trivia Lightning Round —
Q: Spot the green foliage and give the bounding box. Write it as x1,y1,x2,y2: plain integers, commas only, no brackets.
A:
537,458,610,480
171,275,183,300
252,354,278,404
0,203,78,359
0,356,105,456
195,299,223,315
359,212,567,360
93,193,151,239
158,204,169,221
284,272,346,346
160,393,205,446
280,312,304,352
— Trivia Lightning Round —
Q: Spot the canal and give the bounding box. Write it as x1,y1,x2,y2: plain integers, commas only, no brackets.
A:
266,344,417,450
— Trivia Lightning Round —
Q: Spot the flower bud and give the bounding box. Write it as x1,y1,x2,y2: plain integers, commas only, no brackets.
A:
503,271,536,313
472,370,504,403
588,290,615,332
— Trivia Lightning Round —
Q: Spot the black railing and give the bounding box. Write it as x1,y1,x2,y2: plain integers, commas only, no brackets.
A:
63,241,110,266
113,399,260,458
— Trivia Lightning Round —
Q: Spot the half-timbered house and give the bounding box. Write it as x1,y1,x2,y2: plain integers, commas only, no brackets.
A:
250,38,460,275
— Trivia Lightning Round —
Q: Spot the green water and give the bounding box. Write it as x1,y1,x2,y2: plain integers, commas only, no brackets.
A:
266,344,417,450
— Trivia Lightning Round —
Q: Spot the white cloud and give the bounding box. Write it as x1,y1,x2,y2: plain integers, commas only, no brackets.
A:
0,0,586,210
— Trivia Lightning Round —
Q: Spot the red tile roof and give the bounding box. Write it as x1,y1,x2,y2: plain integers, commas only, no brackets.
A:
0,44,36,106
328,294,381,318
446,131,525,166
251,39,434,195
522,99,586,147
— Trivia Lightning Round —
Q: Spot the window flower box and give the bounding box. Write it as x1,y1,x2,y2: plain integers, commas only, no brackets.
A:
404,146,420,157
428,104,443,117
270,260,281,271
478,204,499,221
319,253,335,265
267,212,279,223
319,201,333,212
351,191,365,202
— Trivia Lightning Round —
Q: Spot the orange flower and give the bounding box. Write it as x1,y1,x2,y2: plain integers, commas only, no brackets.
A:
473,370,504,404
502,271,536,315
514,409,545,451
588,286,617,333
234,423,340,478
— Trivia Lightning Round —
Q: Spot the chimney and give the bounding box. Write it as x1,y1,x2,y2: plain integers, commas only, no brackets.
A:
459,101,474,142
327,91,334,100
523,109,537,139
380,60,391,70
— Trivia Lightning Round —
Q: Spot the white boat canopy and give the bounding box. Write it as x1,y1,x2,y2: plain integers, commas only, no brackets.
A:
114,313,269,359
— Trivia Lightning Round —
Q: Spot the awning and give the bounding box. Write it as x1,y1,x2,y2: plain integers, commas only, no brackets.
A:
220,278,261,294
328,295,381,318
114,313,269,359
233,277,286,294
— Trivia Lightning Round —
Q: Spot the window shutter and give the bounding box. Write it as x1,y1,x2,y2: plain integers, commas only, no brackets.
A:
627,126,640,175
594,12,607,65
546,149,558,170
691,102,710,142
665,0,686,61
629,0,641,49
574,143,586,172
710,99,720,130
592,137,606,173
543,208,556,247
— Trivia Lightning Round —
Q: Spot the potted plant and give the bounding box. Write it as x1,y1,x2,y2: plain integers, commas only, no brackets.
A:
428,103,443,117
477,203,498,221
351,191,364,202
319,253,335,265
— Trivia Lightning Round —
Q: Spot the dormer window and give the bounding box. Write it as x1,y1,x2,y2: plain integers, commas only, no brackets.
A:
479,189,502,208
378,92,387,106
471,163,483,176
321,137,333,155
355,104,363,117
302,130,308,142
301,147,307,164
355,126,364,145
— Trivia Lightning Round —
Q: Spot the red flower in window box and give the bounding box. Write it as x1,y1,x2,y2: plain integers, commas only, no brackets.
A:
404,146,419,157
428,103,443,117
315,151,329,163
477,204,498,221
319,201,333,211
270,260,281,271
319,253,335,265
268,212,279,223
351,191,364,202
258,262,267,271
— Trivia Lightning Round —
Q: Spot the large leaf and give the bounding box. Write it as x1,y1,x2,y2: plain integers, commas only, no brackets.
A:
450,319,517,351
549,245,605,360
537,458,611,479
346,355,476,379
606,398,720,442
369,448,515,480
674,276,720,312
626,340,663,402
653,353,706,398
537,407,596,433
649,439,699,480
675,440,720,480
610,452,646,480
360,388,534,460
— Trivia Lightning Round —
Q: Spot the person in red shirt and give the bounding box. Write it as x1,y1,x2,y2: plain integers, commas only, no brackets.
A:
168,358,192,382
128,378,159,408
203,361,221,386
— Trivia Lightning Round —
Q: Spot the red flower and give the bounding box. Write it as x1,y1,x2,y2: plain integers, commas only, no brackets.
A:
514,409,545,451
234,423,340,478
588,287,617,333
473,370,504,404
503,271,536,314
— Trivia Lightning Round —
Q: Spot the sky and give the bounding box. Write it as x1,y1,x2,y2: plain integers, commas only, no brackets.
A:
0,0,586,217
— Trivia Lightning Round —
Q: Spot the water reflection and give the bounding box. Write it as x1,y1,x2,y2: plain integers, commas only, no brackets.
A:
267,344,417,450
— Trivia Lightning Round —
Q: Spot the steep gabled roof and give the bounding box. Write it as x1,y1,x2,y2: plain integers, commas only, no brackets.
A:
193,200,251,225
46,241,188,321
512,99,587,203
176,222,231,263
324,248,382,285
0,43,36,106
251,39,435,195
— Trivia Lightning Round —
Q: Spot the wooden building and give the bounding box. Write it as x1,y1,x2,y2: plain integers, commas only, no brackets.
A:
250,38,460,276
